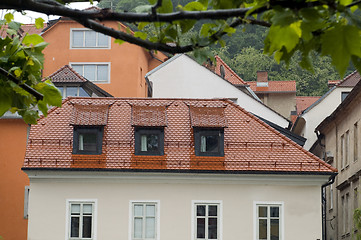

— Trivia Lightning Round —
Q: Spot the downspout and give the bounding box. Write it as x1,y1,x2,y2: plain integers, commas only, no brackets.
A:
322,174,337,240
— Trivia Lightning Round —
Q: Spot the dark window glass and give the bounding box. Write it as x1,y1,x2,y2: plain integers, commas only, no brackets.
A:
197,205,206,216
208,218,217,239
135,128,164,155
71,217,80,237
270,219,279,240
197,218,205,238
259,219,267,239
208,205,217,216
73,127,103,155
342,92,350,101
194,128,224,156
270,207,279,217
82,216,92,238
259,207,267,217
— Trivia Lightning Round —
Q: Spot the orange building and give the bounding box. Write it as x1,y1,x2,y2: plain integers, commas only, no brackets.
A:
41,18,167,97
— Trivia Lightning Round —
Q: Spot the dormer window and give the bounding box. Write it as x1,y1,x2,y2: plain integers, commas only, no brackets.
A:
194,128,224,156
135,128,164,155
73,126,103,155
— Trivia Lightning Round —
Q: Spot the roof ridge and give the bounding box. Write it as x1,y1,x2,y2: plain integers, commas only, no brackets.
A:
337,70,358,86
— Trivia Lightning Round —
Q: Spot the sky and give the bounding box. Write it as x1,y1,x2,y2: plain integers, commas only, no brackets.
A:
1,2,98,24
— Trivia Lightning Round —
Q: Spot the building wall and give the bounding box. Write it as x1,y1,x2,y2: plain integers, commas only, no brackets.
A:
265,93,296,120
0,119,29,240
320,94,361,240
149,55,290,128
26,172,326,240
42,20,166,98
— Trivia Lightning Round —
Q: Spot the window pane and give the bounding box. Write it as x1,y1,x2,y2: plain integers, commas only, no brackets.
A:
83,204,92,214
141,135,147,151
85,31,96,47
72,65,83,75
208,218,217,239
201,135,206,152
146,205,155,217
57,87,64,98
71,216,80,237
197,205,206,216
84,65,96,81
97,65,108,81
147,134,159,152
83,216,92,238
259,219,267,239
197,218,205,238
134,218,143,238
258,206,267,217
71,204,80,214
66,87,78,97
134,205,143,217
208,205,217,216
79,87,90,97
204,135,219,152
79,133,97,152
271,219,280,240
72,31,83,47
145,217,155,238
98,33,109,47
270,207,279,217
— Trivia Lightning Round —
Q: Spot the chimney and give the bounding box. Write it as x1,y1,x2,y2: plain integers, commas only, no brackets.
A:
256,71,268,87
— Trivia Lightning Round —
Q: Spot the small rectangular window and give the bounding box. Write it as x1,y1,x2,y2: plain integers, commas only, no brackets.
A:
131,202,159,240
73,127,103,155
341,92,350,101
135,128,164,156
24,186,30,219
68,201,95,240
194,128,224,156
255,203,282,240
355,122,358,162
71,63,110,83
71,29,110,48
193,202,220,240
341,134,345,169
345,131,349,166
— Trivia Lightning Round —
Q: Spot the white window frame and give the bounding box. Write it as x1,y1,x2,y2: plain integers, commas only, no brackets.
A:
24,186,30,219
70,62,111,83
70,28,111,49
129,200,160,240
191,200,222,240
65,199,97,240
253,201,284,240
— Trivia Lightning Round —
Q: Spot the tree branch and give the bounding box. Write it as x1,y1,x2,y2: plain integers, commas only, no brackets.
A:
0,67,43,101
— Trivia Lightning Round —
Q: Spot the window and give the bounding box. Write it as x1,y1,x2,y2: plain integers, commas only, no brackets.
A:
341,134,345,169
345,131,350,166
135,128,164,156
194,128,224,156
67,200,96,240
130,201,159,240
355,122,358,162
58,86,90,99
193,202,221,240
73,126,103,155
71,63,110,83
24,186,30,219
330,184,334,210
341,92,350,101
71,29,110,48
255,203,283,240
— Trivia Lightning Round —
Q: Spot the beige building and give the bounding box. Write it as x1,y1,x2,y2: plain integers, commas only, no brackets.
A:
315,77,361,240
23,97,336,240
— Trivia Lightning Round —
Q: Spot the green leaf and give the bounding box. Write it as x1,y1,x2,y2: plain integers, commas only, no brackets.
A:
114,39,125,45
158,0,173,13
321,24,361,76
134,31,148,40
4,13,14,23
0,86,12,116
183,2,205,11
35,18,44,29
138,22,149,30
8,21,21,31
271,9,298,27
176,20,196,34
22,34,44,46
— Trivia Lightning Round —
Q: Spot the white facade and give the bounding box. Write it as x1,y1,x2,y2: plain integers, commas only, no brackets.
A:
26,170,328,240
147,54,290,129
293,86,354,150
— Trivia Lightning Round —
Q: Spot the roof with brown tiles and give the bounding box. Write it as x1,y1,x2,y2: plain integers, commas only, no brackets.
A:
0,23,46,38
71,104,110,126
337,71,361,87
44,65,87,83
247,81,296,93
296,96,321,115
132,105,168,127
24,97,336,174
213,56,246,85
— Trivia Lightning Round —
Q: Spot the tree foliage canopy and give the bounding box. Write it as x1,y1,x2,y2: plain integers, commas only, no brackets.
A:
2,0,361,122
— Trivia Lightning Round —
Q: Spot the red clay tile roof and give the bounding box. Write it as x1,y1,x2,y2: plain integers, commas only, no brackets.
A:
189,106,227,127
214,56,246,85
247,81,296,93
24,97,336,174
44,65,87,83
71,104,109,125
338,71,361,87
0,23,46,38
132,105,167,127
296,96,321,115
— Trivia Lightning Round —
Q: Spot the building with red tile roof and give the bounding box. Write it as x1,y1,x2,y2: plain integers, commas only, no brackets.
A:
296,96,321,115
24,97,335,240
246,71,297,120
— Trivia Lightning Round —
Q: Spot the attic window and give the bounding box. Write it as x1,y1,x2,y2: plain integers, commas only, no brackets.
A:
220,65,225,78
73,126,103,155
134,128,164,156
194,128,224,156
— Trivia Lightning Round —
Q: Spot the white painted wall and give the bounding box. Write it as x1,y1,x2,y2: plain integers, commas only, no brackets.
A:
147,55,290,128
26,171,327,240
299,87,354,150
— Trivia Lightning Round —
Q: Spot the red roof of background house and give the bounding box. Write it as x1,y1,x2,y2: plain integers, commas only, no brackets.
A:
296,96,321,115
24,98,336,173
337,71,361,87
0,23,46,38
247,81,296,93
44,65,88,83
213,56,246,85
